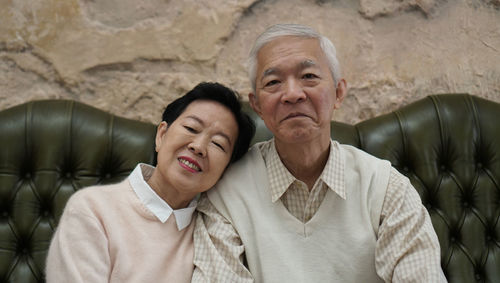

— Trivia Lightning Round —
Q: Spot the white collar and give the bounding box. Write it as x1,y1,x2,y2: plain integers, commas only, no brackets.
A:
129,163,197,231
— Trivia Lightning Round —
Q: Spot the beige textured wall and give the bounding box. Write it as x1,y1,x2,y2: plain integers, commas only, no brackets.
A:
1,0,499,124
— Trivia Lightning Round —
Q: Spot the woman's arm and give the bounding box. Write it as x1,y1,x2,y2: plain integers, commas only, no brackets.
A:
46,196,111,283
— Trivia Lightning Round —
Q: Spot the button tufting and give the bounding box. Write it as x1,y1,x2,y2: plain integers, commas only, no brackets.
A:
403,166,409,172
105,173,112,179
66,172,71,178
25,172,31,178
450,237,456,243
477,162,483,168
2,211,8,217
440,165,446,171
475,274,481,281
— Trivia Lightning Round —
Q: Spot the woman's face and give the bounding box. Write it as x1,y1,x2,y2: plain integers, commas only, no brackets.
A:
151,100,238,204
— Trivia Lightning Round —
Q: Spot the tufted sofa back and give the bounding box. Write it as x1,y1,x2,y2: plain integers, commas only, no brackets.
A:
338,94,500,283
0,100,156,282
0,94,499,282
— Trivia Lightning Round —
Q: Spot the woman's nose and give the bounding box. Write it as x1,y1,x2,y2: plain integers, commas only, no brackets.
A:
188,138,207,157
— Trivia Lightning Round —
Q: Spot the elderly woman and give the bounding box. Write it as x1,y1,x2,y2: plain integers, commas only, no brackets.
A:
46,82,255,282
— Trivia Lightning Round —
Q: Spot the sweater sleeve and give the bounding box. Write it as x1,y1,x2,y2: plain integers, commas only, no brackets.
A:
46,194,111,283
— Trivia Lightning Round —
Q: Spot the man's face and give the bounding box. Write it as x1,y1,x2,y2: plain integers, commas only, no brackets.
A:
249,36,345,145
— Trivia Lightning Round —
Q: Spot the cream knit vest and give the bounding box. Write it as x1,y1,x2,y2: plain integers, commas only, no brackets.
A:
207,143,391,282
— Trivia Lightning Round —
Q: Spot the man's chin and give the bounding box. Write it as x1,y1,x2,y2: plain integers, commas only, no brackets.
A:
276,129,315,144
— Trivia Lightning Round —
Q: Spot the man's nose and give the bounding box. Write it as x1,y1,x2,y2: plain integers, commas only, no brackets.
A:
281,79,306,104
188,137,208,157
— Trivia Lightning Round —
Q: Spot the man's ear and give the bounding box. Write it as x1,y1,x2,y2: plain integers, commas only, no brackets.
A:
334,79,347,110
155,121,168,152
249,92,263,117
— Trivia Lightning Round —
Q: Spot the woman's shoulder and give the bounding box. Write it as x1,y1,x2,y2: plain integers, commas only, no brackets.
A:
64,179,130,215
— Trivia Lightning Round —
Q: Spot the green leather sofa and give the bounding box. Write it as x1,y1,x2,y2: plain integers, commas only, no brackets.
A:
1,94,499,282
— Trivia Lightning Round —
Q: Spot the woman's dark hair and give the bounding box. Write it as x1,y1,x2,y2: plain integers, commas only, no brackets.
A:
162,82,255,163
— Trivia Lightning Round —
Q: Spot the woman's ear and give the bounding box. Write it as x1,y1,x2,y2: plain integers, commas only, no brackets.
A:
155,121,168,152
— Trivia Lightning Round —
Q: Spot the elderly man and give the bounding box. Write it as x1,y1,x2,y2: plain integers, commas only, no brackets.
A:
192,24,446,282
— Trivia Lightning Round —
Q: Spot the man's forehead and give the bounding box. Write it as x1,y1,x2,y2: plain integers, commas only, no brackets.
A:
261,35,319,49
261,59,319,77
257,37,324,65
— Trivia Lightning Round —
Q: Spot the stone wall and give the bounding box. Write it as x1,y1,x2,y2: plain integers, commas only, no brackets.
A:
1,0,499,124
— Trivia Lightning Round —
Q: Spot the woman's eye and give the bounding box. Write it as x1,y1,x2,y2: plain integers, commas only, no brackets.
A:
212,141,226,152
184,126,197,133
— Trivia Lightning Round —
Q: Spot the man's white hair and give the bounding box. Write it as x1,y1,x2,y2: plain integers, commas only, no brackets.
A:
246,23,341,92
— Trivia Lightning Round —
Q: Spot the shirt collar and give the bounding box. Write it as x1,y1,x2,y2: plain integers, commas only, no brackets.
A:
129,163,197,231
263,139,346,202
265,140,298,202
322,141,346,199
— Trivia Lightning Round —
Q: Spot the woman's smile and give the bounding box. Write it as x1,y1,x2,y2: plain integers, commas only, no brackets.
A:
178,156,202,172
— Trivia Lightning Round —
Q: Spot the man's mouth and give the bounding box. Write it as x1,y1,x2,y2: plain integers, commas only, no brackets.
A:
283,112,308,121
178,157,201,172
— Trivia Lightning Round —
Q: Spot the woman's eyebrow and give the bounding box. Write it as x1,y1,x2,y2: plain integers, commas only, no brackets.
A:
185,115,233,146
216,132,233,146
185,115,204,125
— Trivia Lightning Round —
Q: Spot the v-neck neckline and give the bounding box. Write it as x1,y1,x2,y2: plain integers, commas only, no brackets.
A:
272,188,336,237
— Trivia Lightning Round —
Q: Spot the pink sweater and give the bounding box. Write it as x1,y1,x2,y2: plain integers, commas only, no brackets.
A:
46,179,195,282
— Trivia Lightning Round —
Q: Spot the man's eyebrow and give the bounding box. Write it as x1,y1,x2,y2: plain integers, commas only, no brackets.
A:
261,68,277,78
185,115,233,145
301,59,317,68
261,60,317,78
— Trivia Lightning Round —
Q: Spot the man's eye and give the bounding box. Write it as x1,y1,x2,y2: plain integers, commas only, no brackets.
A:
264,80,280,87
303,73,318,79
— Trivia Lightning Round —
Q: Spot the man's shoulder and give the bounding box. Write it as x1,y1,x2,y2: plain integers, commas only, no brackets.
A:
209,144,268,198
221,143,265,177
337,142,390,166
335,142,393,183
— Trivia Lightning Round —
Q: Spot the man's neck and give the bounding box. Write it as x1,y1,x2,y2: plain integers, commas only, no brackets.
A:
274,136,331,190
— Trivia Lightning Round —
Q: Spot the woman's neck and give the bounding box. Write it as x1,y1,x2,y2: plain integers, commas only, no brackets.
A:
146,171,194,210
